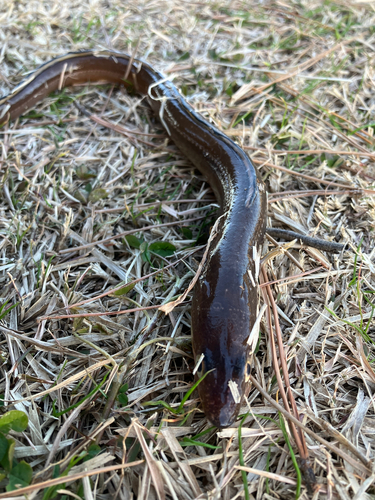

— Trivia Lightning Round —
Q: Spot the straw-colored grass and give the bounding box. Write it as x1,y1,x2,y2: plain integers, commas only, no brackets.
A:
0,0,374,498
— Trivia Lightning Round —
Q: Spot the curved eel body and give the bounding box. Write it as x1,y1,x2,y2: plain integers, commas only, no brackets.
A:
0,51,266,427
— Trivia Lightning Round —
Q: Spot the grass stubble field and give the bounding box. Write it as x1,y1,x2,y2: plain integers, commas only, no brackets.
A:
0,0,374,498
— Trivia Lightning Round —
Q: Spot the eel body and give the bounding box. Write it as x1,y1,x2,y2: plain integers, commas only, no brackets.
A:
0,51,266,427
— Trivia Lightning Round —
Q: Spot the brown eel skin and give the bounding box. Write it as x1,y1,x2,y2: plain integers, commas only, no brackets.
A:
0,51,266,428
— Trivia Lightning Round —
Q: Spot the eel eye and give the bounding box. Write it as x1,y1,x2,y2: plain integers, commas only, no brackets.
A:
245,361,251,381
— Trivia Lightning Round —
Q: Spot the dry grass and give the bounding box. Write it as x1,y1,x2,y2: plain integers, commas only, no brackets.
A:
0,0,374,498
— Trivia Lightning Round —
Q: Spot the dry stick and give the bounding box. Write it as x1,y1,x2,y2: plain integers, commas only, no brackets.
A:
74,101,159,137
305,111,371,152
280,82,374,149
45,405,82,468
269,77,372,152
44,220,219,321
91,113,159,147
95,198,215,214
123,38,140,82
249,374,372,474
134,422,166,500
159,212,227,314
252,158,375,193
259,269,312,482
244,145,375,160
329,110,374,141
48,246,202,315
6,358,114,405
265,233,304,271
269,188,359,197
263,269,310,457
96,367,127,441
266,228,345,253
263,5,336,32
38,303,164,321
0,461,144,499
74,101,158,148
73,79,116,156
251,41,345,96
50,417,116,481
59,217,203,254
234,466,297,486
269,190,358,203
260,266,324,288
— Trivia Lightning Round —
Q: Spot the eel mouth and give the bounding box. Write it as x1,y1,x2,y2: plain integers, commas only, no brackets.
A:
201,392,241,428
197,368,246,428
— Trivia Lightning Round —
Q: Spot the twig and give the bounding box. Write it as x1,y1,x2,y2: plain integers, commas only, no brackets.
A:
59,217,204,254
0,461,144,499
266,228,345,252
253,158,375,193
244,145,375,160
260,268,315,490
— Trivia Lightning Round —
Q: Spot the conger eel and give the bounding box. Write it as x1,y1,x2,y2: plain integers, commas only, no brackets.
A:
0,51,344,427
